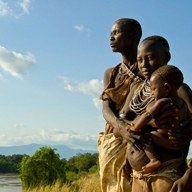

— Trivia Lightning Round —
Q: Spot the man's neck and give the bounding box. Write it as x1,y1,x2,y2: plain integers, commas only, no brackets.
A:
121,53,136,67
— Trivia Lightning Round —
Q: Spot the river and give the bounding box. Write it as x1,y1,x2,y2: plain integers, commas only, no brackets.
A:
0,174,22,192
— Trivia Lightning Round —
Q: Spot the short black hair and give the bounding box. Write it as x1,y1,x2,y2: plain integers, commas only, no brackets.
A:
115,18,142,46
142,35,170,50
141,35,171,63
151,65,183,89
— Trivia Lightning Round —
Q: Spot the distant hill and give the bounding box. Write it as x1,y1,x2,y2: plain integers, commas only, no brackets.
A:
0,144,97,159
0,144,191,160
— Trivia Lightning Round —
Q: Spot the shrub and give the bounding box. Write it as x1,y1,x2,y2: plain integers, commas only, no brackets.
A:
20,147,66,189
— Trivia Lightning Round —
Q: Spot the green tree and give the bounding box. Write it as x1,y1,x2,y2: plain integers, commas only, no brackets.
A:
20,147,66,189
0,154,24,173
66,153,98,173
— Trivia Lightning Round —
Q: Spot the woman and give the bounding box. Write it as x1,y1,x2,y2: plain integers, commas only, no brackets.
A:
124,36,192,192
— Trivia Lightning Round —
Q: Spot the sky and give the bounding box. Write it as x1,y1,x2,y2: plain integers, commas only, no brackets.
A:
0,0,191,156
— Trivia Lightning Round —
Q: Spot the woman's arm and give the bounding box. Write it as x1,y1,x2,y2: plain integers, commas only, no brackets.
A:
169,83,192,192
178,83,192,113
170,166,192,192
168,83,192,147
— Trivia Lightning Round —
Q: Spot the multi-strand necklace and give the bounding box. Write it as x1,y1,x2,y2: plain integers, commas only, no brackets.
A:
129,80,154,115
118,62,143,83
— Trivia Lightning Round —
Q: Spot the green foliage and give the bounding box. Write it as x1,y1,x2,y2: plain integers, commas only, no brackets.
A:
20,146,66,189
65,153,99,182
19,147,99,190
66,153,98,174
66,171,79,182
0,154,24,173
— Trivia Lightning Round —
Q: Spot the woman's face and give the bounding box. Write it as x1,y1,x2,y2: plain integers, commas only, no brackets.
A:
137,40,166,79
110,22,132,53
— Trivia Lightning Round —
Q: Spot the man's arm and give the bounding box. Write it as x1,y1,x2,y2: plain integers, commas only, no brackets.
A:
102,68,118,128
101,67,128,136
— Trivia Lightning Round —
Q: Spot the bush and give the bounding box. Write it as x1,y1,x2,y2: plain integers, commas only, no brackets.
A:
20,146,66,189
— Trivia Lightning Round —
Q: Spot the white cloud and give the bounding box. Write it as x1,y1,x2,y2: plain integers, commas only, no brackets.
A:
1,127,191,157
74,24,91,36
0,0,31,18
74,25,86,32
0,46,36,79
0,129,98,150
60,76,103,109
0,73,4,80
78,79,103,96
13,122,26,129
0,0,12,16
61,77,103,96
62,76,74,91
92,97,102,110
17,0,31,14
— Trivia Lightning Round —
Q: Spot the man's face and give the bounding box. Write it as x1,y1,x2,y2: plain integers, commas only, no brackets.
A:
110,22,131,53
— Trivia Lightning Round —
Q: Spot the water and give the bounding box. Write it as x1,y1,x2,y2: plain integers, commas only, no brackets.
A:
0,174,22,192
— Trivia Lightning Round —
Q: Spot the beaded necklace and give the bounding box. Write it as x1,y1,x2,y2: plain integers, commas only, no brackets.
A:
119,62,143,83
129,80,154,115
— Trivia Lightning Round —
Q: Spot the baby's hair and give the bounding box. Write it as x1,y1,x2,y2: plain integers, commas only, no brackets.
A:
151,65,183,89
141,35,171,62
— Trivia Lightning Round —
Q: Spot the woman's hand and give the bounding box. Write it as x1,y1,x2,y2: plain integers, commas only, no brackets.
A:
153,99,178,128
148,98,172,118
154,98,192,148
168,119,192,148
170,167,192,192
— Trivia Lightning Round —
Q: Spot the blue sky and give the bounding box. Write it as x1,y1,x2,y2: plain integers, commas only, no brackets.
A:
0,0,191,156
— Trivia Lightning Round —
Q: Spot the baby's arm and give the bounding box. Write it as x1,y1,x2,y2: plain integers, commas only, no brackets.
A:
130,101,155,131
130,98,167,131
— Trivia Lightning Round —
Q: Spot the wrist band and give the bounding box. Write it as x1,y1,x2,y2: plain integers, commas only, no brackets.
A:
119,113,126,120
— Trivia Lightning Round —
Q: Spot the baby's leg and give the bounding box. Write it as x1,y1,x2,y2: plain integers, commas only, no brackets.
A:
142,158,161,172
142,141,161,172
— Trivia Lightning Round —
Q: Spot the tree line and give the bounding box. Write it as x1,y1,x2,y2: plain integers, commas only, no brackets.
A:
0,154,24,173
0,147,98,189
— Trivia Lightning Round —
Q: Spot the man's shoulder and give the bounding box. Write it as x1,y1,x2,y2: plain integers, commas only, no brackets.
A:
104,64,120,75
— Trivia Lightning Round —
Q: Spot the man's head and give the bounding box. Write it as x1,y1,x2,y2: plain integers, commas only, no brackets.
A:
110,18,142,54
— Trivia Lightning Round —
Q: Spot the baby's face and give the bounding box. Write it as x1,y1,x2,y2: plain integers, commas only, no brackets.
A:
150,75,167,100
137,40,166,79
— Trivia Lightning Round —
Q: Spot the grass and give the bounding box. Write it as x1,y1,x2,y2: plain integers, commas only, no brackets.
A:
23,159,192,192
23,173,101,192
